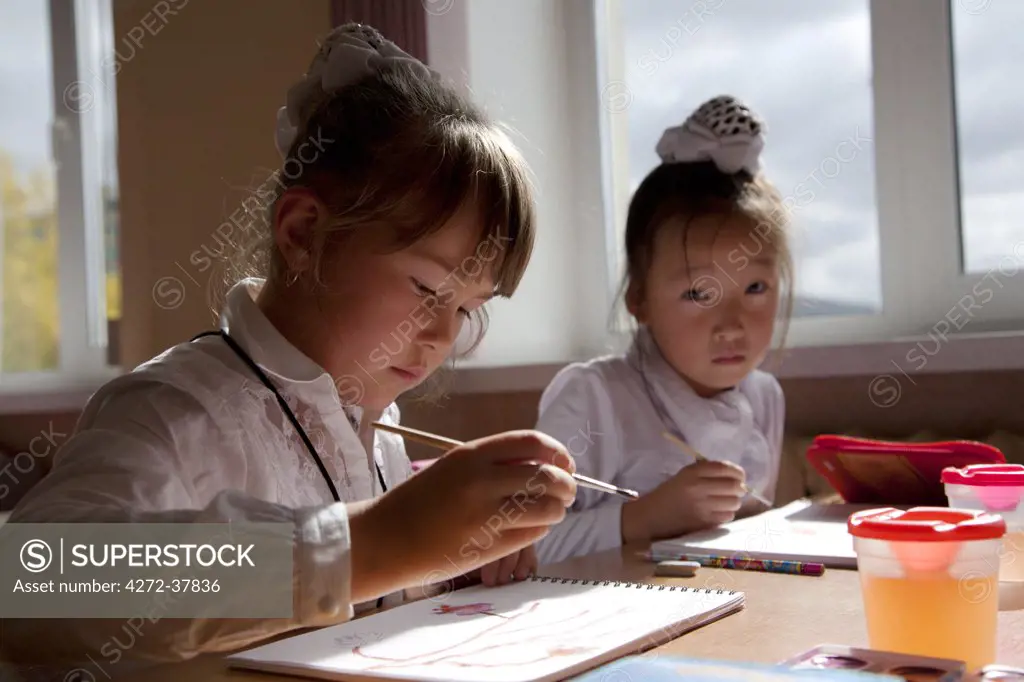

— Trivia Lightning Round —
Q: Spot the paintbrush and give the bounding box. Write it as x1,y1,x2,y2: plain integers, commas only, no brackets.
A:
371,421,639,500
661,431,773,508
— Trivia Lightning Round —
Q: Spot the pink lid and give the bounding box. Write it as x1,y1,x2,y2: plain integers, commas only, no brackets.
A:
942,464,1024,512
941,463,1024,487
848,507,1006,542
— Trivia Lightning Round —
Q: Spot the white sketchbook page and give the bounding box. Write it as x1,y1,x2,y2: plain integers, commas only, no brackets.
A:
227,577,744,682
650,499,889,568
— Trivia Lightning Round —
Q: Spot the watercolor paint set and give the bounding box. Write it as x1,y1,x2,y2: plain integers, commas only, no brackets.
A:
783,645,1024,680
782,645,967,681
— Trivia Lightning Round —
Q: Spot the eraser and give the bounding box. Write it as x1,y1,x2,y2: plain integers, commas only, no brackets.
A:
654,560,700,577
980,664,1024,679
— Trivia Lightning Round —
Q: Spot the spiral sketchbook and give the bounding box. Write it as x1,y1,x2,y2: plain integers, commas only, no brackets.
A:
226,575,745,682
650,499,865,569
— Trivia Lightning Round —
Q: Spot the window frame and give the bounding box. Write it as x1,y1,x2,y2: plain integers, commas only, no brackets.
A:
5,1,1020,409
595,0,1024,359
0,0,120,408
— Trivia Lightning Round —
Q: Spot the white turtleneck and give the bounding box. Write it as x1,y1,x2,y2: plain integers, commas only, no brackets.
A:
533,328,785,566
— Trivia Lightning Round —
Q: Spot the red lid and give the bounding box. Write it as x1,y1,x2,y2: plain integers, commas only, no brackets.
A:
848,507,1006,542
941,463,1024,487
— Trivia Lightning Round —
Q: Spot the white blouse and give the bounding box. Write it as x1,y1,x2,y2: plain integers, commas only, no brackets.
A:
533,327,785,566
6,278,414,661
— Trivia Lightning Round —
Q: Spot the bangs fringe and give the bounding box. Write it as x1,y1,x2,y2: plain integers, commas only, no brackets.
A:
374,119,535,300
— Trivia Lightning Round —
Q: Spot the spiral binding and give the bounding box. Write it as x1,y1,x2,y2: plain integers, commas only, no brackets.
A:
528,575,738,596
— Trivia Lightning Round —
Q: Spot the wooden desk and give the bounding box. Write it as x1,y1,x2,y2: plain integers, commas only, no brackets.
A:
5,547,1024,681
544,547,1024,663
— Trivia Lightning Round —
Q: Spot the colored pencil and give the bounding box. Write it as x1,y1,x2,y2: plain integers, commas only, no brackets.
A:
645,550,825,577
371,421,639,500
661,431,774,508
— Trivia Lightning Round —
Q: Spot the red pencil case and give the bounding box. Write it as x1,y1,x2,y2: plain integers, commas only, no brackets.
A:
806,435,1006,506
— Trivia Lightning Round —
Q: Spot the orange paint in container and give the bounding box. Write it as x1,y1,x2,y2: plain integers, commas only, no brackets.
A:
848,506,1006,671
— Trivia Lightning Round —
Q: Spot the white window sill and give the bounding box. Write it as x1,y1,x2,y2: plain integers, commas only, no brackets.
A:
771,330,1024,379
446,331,1024,394
2,331,1019,410
0,368,123,415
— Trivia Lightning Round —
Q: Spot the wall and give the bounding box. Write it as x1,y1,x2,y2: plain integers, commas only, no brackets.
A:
396,369,1024,471
0,412,79,510
424,0,608,367
116,0,332,369
416,367,1024,508
8,367,1020,509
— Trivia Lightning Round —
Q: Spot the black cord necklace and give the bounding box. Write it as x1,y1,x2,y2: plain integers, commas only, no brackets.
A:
191,329,388,502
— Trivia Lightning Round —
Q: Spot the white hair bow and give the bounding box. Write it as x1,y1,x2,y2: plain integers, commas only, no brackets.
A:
274,24,435,158
655,95,766,176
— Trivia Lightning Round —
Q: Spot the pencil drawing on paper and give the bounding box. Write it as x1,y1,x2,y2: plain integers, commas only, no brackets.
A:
347,600,641,672
432,602,497,617
334,632,385,649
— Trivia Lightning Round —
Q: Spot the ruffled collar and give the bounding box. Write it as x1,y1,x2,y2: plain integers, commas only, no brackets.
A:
218,277,367,428
627,326,772,493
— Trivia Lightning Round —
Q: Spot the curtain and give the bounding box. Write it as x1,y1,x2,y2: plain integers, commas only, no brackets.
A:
331,0,428,63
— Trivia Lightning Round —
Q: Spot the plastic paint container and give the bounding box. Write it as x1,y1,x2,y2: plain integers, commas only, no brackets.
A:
848,506,1006,671
943,463,1024,583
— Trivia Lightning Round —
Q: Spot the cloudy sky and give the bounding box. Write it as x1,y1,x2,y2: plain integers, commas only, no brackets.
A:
2,1,1021,316
620,0,1024,313
0,0,118,187
0,1,52,177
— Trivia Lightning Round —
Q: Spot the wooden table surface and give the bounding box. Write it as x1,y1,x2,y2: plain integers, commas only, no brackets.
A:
4,545,1024,681
544,547,1024,664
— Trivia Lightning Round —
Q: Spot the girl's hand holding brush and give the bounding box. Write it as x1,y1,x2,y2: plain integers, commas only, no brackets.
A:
350,430,577,602
620,458,747,544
